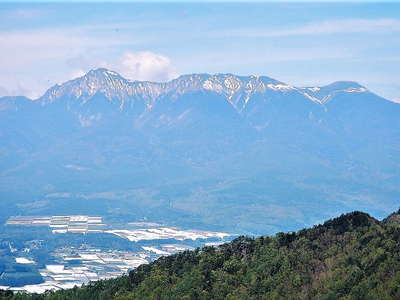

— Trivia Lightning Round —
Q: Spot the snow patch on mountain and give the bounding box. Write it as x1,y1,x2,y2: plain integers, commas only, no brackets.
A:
266,84,295,91
302,92,322,103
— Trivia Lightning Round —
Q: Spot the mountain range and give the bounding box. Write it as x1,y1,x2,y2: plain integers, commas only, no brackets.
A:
1,69,399,234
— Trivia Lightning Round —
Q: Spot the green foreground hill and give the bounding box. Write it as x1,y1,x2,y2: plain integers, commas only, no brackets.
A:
2,210,400,300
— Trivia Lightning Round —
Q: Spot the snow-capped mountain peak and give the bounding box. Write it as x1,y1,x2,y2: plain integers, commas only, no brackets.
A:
37,69,373,111
39,68,131,105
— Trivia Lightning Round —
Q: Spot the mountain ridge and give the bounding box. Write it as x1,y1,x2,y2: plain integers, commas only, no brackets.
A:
1,68,376,112
0,68,382,135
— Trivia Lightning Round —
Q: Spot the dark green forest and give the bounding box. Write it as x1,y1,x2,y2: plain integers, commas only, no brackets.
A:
3,210,400,300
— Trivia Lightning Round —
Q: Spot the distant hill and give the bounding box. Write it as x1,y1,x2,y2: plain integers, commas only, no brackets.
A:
1,69,400,234
3,209,400,299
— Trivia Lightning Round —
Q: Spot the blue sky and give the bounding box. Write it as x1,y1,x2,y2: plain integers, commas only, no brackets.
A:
0,2,399,101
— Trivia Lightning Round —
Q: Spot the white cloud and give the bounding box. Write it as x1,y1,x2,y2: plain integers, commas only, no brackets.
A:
109,51,178,82
221,18,400,38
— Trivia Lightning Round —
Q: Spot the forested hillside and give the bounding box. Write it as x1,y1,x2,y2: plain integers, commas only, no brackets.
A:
2,210,400,300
